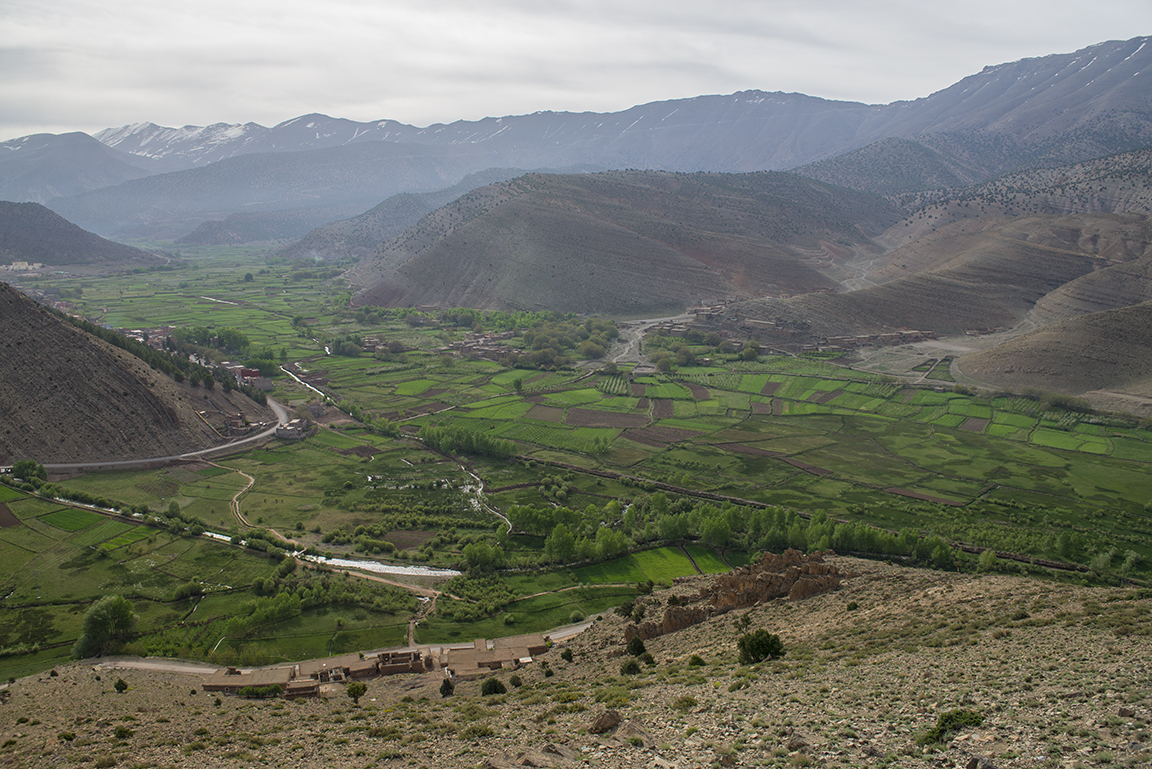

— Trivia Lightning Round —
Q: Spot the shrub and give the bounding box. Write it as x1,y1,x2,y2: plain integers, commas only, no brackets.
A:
688,655,706,667
627,636,646,656
237,685,283,699
737,630,783,665
846,601,859,611
671,695,697,712
480,678,507,696
560,648,574,663
113,678,128,693
569,610,585,623
918,709,984,744
439,678,455,698
459,724,494,739
620,659,641,675
113,726,132,740
639,652,655,666
508,675,523,688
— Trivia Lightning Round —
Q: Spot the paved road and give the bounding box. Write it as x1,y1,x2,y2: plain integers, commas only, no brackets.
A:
40,399,289,473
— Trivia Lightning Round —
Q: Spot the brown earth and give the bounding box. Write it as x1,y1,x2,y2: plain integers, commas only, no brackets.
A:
0,282,272,464
4,558,1149,769
525,405,565,423
565,409,648,429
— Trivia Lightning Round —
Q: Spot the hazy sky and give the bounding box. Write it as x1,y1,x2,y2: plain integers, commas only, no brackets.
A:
2,0,1150,140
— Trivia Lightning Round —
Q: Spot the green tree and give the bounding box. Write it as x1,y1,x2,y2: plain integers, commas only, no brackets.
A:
114,678,128,693
12,460,46,481
243,272,254,282
440,678,455,697
73,596,137,659
346,680,367,705
544,523,577,563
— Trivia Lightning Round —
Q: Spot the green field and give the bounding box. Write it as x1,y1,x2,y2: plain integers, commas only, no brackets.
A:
12,244,1152,679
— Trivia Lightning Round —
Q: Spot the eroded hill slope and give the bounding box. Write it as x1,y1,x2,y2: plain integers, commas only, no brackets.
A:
351,170,899,316
0,283,269,464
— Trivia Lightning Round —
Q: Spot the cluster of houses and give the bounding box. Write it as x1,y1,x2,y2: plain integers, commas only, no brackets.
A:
219,362,273,391
275,418,316,440
434,331,519,361
1,261,43,271
202,634,550,699
801,329,935,353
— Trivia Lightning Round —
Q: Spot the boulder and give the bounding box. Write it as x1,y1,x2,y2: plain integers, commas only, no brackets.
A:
589,709,623,734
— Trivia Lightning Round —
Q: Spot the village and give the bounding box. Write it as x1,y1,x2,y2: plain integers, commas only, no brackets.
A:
202,633,551,699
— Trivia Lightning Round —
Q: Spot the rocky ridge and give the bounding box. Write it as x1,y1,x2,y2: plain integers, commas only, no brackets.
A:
625,549,841,642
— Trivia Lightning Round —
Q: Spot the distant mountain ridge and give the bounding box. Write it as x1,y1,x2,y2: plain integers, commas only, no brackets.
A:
1,37,1150,240
86,36,1152,177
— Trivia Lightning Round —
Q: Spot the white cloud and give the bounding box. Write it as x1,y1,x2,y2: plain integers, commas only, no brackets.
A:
1,0,1150,139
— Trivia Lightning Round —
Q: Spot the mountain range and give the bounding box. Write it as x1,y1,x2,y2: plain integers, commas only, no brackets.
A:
3,37,1152,241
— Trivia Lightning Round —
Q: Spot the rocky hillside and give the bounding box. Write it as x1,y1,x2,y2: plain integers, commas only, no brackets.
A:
735,213,1152,338
350,170,899,316
0,283,270,464
2,557,1147,769
958,301,1152,397
0,202,160,267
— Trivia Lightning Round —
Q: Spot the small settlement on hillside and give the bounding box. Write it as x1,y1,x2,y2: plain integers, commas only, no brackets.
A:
203,634,549,699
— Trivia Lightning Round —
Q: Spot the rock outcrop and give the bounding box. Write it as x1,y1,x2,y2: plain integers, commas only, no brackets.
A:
624,550,840,642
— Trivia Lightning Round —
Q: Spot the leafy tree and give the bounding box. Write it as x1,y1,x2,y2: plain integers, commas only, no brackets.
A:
346,680,367,705
243,272,254,282
440,678,455,698
12,460,46,480
627,636,646,656
73,596,136,659
113,678,128,693
736,629,783,664
544,524,576,563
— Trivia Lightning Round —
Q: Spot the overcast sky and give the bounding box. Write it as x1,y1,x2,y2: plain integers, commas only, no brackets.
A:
2,0,1150,141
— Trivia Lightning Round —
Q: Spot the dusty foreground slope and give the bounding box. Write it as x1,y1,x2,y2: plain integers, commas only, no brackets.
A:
6,558,1148,768
0,283,269,464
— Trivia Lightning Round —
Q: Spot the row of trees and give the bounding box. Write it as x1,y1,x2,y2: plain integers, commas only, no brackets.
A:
419,422,516,459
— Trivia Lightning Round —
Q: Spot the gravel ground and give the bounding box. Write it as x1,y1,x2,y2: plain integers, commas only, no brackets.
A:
1,557,1148,769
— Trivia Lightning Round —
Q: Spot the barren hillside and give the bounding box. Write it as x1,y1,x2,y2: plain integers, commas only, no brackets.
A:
958,301,1152,396
736,214,1152,338
0,283,271,464
3,558,1147,769
351,170,899,316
